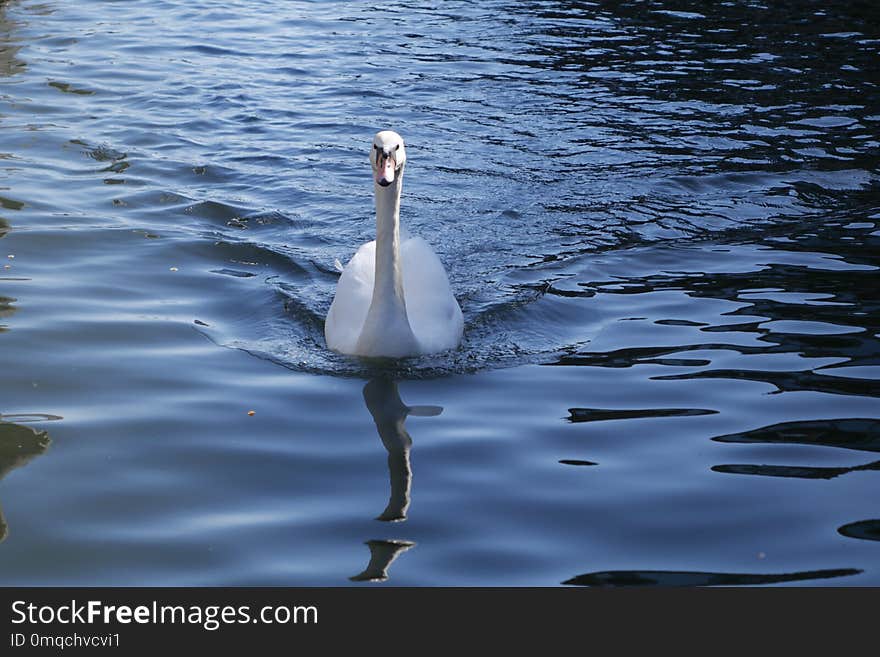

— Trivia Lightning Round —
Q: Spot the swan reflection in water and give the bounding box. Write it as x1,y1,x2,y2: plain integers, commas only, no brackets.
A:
350,539,416,583
0,416,52,542
350,378,441,582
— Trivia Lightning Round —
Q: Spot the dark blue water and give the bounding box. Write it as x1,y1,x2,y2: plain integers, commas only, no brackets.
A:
1,0,878,585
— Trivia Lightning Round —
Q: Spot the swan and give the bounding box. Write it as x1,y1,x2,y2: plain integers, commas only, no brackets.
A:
324,130,463,358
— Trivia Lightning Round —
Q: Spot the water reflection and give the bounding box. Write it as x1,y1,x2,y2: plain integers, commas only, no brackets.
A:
0,2,25,79
554,222,880,403
838,520,880,542
0,0,876,587
563,567,861,587
0,293,14,333
0,418,51,542
350,539,416,583
713,461,880,481
713,418,880,454
568,407,716,423
351,379,442,582
712,418,880,482
362,378,442,523
502,1,880,253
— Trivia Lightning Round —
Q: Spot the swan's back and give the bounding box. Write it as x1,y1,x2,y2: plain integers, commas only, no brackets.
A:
325,237,462,356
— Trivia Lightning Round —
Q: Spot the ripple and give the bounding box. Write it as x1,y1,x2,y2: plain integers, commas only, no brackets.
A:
792,116,859,128
816,366,880,380
713,461,880,480
838,520,880,542
760,320,865,335
0,413,62,423
1,0,879,587
47,80,94,96
651,10,706,20
559,459,598,467
568,407,716,423
563,568,861,587
712,419,880,453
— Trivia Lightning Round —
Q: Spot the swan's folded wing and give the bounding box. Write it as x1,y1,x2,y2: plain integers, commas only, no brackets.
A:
401,236,463,354
324,241,376,354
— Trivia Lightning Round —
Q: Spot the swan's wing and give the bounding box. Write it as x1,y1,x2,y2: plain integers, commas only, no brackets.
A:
401,236,463,353
325,241,375,354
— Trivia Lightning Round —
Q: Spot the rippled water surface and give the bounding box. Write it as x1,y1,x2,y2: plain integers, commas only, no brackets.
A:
1,0,878,585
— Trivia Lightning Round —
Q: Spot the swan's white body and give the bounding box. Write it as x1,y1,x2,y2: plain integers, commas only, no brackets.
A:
325,131,463,358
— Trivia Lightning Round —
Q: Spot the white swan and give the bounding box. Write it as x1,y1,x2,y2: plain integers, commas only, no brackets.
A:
324,131,463,358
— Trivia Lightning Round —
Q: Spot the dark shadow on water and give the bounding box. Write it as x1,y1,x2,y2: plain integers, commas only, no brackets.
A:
350,378,442,582
551,222,880,402
0,294,14,333
0,418,51,542
713,461,880,480
563,568,861,587
568,407,717,423
712,418,880,454
559,459,597,467
712,419,880,481
655,366,880,399
838,520,880,542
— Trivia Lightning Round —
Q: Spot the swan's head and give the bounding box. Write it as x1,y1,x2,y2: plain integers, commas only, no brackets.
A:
371,130,406,187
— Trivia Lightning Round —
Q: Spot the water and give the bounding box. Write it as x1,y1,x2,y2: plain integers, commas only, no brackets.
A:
1,0,878,586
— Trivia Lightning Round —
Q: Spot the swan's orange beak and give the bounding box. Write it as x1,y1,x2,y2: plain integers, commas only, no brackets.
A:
375,154,397,187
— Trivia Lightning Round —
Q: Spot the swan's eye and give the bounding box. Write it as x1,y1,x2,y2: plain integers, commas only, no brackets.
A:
393,144,400,152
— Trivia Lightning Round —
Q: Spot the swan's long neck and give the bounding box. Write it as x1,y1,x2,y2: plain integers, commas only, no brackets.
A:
373,174,407,311
355,168,419,357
